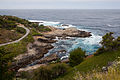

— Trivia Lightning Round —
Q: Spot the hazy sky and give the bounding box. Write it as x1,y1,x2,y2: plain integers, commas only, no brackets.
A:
0,0,120,9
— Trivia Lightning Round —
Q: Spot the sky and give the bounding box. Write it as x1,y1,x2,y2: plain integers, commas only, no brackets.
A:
0,0,120,9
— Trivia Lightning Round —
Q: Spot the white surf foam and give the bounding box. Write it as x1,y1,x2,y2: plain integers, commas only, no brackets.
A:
29,20,44,23
29,20,60,26
83,33,102,45
29,20,76,29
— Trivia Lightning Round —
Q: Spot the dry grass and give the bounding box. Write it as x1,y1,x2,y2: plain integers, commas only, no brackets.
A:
0,28,23,44
74,58,120,80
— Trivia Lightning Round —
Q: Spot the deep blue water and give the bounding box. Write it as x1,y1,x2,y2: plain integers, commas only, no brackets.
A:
0,9,120,59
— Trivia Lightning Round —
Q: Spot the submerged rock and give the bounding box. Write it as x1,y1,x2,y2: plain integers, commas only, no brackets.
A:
37,53,58,64
37,37,56,43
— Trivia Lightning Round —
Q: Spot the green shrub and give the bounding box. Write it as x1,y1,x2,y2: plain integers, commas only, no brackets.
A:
94,47,105,56
37,25,51,32
69,48,85,67
0,48,15,80
31,23,39,28
34,67,52,80
51,63,68,78
16,27,26,34
31,28,43,36
20,63,69,80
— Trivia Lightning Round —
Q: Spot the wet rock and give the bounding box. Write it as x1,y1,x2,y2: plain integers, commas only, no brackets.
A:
102,66,108,72
62,24,69,26
57,50,66,53
18,64,46,72
43,27,92,38
61,59,69,63
38,37,56,43
37,53,58,64
44,35,56,39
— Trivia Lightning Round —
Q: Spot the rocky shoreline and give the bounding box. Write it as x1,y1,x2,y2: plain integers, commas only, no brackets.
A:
13,26,92,73
43,27,91,39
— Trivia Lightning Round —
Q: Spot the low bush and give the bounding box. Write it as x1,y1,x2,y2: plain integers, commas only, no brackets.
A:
19,63,69,80
69,48,85,67
16,27,26,34
50,63,69,78
33,67,52,80
0,48,15,80
37,25,51,32
31,28,43,36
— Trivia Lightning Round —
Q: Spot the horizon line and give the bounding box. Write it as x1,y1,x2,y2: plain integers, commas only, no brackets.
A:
0,8,120,10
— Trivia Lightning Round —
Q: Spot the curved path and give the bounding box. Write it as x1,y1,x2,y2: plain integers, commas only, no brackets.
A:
0,24,30,46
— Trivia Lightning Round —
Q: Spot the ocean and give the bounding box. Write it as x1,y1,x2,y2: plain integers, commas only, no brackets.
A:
0,9,120,59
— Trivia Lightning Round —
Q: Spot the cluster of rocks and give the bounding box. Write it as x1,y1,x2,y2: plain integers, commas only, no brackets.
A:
44,27,92,39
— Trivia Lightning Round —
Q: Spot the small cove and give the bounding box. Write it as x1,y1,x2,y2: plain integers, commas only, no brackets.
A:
30,20,102,60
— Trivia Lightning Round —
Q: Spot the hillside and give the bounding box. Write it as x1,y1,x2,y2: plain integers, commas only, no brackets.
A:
56,49,120,80
56,33,120,80
0,15,52,80
0,16,26,44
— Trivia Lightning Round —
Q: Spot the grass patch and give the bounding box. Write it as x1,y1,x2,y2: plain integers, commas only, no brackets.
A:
0,34,34,61
31,28,43,36
74,61,120,80
0,28,24,44
37,25,51,32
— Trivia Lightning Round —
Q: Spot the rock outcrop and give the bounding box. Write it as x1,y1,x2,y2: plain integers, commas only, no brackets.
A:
43,27,92,39
12,36,54,71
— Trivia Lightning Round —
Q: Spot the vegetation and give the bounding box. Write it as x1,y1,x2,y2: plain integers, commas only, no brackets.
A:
31,28,43,36
0,16,34,80
56,33,120,80
0,15,30,29
0,34,34,80
19,63,69,80
37,25,51,32
95,32,120,55
1,15,120,80
69,48,85,67
16,27,26,34
0,15,52,80
74,58,120,80
0,16,17,30
0,48,15,80
0,28,24,44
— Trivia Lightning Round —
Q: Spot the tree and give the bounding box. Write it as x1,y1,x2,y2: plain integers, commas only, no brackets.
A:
95,32,120,55
100,32,114,51
69,48,85,67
